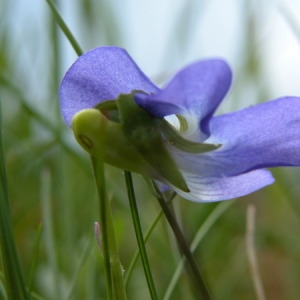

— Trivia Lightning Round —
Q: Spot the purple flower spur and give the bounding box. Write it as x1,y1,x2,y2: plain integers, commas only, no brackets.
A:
59,46,300,202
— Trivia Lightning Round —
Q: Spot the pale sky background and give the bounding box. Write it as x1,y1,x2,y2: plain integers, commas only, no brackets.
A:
3,0,300,111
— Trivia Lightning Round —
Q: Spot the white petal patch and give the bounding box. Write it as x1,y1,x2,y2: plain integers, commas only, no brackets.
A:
169,169,274,202
164,114,181,130
164,113,204,142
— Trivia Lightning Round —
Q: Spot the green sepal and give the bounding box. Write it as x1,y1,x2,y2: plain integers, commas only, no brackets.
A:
95,100,119,122
72,94,220,193
71,109,162,179
141,176,162,199
116,94,190,192
156,119,221,153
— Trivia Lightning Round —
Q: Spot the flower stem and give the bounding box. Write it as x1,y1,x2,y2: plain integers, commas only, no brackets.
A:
91,157,113,300
163,200,234,300
124,192,176,287
124,171,158,300
152,182,211,300
92,156,127,300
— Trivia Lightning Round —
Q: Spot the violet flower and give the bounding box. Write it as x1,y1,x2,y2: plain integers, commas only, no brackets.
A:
59,46,300,202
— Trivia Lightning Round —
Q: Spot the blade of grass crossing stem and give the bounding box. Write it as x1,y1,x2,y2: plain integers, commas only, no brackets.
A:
163,200,235,300
124,192,176,288
0,100,29,299
124,171,158,300
45,0,83,56
152,181,211,300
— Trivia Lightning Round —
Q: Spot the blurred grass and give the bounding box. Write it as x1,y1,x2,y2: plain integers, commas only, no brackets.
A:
0,0,300,299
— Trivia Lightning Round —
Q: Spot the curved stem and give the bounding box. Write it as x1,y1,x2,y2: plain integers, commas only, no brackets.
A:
152,182,211,300
124,171,158,300
163,200,234,300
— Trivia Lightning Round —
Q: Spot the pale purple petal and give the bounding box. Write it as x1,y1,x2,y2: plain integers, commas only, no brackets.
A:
169,97,300,177
172,169,274,202
60,47,159,125
59,46,300,202
135,59,231,140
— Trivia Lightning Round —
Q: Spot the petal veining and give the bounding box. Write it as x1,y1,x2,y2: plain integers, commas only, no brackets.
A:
60,46,159,125
172,169,274,202
135,59,232,140
168,97,300,177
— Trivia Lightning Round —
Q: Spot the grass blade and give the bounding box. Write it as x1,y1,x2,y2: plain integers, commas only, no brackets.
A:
124,171,158,300
0,99,29,300
45,0,83,56
124,192,176,287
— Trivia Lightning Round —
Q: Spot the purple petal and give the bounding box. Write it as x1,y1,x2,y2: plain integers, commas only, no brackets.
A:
170,97,300,177
135,59,232,139
172,169,274,202
59,46,159,126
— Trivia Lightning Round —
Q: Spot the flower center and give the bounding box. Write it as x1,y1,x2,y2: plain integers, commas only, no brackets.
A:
164,114,188,132
95,96,221,155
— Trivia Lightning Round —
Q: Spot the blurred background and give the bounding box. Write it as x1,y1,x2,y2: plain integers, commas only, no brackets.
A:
1,0,300,299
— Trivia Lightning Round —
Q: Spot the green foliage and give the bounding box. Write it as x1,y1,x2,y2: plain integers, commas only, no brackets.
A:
1,0,300,299
117,94,188,192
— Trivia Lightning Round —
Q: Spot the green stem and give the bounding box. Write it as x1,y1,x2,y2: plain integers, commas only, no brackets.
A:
124,192,176,287
92,157,127,300
45,0,83,56
152,182,211,300
163,200,234,300
124,171,158,300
